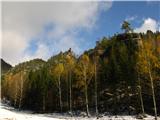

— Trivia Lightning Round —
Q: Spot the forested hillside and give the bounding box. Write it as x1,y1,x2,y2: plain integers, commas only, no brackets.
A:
1,22,160,119
1,59,12,74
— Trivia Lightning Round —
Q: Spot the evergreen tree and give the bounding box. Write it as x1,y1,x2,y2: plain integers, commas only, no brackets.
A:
121,21,133,33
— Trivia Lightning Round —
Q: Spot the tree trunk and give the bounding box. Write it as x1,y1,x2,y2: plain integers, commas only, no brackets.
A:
84,67,90,117
138,73,145,116
58,75,62,112
141,40,157,120
94,61,98,116
148,62,157,120
19,72,24,110
14,80,18,107
66,72,69,111
69,70,72,115
43,95,45,112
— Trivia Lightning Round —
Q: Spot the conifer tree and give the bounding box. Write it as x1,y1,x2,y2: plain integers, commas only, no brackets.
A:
121,21,133,33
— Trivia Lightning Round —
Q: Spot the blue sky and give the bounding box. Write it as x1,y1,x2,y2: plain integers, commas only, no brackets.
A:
75,1,160,51
2,1,160,65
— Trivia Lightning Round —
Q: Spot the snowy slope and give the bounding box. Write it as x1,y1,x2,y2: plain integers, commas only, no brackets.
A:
0,103,159,120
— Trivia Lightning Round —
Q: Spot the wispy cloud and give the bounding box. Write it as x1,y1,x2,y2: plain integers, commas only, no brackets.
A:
125,15,137,22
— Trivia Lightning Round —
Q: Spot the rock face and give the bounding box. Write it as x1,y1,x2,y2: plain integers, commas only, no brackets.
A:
1,58,12,74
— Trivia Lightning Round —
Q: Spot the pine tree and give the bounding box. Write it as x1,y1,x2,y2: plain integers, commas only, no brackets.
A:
121,21,133,33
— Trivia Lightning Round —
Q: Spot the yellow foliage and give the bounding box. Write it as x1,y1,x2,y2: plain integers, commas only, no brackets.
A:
53,63,64,76
137,39,160,75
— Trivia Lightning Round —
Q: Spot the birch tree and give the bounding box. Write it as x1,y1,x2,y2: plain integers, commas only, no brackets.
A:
18,70,27,110
94,52,99,117
76,54,94,117
52,63,64,112
65,52,75,114
138,39,159,120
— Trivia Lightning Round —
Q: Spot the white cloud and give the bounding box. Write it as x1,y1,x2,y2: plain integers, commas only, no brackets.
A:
134,18,159,33
158,21,160,32
55,35,82,54
2,2,112,66
98,1,112,11
22,43,50,62
2,31,28,64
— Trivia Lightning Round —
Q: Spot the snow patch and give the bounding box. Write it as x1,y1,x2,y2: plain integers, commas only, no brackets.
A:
0,103,159,120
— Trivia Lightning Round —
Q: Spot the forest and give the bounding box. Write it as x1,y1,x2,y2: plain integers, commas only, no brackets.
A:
1,21,160,119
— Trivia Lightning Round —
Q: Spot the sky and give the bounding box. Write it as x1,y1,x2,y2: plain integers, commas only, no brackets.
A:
1,1,160,66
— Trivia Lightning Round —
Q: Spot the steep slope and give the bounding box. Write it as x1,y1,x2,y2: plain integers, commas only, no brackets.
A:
1,59,12,74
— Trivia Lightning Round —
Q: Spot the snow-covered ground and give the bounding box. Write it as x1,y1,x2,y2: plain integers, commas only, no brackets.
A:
0,103,159,120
